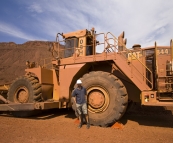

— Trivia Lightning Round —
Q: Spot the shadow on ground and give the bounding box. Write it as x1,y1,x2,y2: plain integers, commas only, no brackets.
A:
31,108,77,120
1,103,173,128
0,108,76,120
120,102,173,128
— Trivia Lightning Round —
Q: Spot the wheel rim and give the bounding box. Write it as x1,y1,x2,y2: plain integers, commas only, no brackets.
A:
87,86,109,113
14,86,29,103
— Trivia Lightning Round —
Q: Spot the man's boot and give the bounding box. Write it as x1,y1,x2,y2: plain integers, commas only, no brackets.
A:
78,115,83,129
78,122,82,128
86,122,90,129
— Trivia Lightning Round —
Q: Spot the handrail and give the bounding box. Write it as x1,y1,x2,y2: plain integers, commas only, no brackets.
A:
106,32,153,89
40,57,53,68
171,39,173,68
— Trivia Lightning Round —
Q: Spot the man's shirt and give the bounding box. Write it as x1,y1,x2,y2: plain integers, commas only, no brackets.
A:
72,86,87,104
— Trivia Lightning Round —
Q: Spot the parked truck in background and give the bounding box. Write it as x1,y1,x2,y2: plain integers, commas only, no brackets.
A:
0,27,173,127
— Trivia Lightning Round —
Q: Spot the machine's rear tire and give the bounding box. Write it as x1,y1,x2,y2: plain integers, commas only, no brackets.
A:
7,75,43,117
81,71,128,127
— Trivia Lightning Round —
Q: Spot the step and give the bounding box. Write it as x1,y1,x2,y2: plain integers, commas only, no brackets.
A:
158,97,173,101
114,53,151,91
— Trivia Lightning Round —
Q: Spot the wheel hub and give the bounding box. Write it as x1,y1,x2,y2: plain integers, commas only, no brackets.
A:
87,86,109,113
15,87,29,103
89,90,105,108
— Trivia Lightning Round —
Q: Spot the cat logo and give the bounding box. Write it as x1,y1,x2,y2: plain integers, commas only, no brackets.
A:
127,51,142,61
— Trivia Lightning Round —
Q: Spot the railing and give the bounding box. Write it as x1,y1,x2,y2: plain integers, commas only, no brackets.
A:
39,57,53,69
105,32,153,89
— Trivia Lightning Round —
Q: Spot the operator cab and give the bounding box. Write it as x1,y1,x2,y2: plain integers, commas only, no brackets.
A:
59,28,95,58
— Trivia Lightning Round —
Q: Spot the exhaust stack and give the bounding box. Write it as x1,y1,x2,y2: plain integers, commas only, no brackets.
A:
118,31,126,51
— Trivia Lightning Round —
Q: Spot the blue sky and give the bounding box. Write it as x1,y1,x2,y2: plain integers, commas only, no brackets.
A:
0,0,173,49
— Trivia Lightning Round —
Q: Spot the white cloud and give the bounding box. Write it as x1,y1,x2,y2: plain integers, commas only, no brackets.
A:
27,2,43,13
0,22,45,41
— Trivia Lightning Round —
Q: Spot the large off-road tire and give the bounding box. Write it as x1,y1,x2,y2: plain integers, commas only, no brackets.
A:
7,75,43,117
8,76,43,103
81,71,128,127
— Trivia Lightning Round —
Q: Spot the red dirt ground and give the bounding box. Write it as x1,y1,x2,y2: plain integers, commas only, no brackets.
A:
0,105,173,143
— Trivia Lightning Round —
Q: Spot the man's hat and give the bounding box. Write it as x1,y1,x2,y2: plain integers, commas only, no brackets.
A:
76,79,82,84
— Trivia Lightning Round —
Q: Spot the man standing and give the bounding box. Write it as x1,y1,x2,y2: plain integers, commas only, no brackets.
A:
72,79,90,129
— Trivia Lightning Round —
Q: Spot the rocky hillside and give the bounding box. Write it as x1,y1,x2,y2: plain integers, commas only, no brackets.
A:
0,41,57,85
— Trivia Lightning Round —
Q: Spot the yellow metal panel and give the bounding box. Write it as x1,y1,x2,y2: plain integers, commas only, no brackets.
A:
52,69,60,100
63,29,87,38
59,64,85,101
76,37,86,56
41,68,53,84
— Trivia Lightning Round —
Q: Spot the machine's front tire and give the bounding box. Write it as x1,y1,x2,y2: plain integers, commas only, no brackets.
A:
7,75,43,117
8,76,43,103
81,71,128,127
